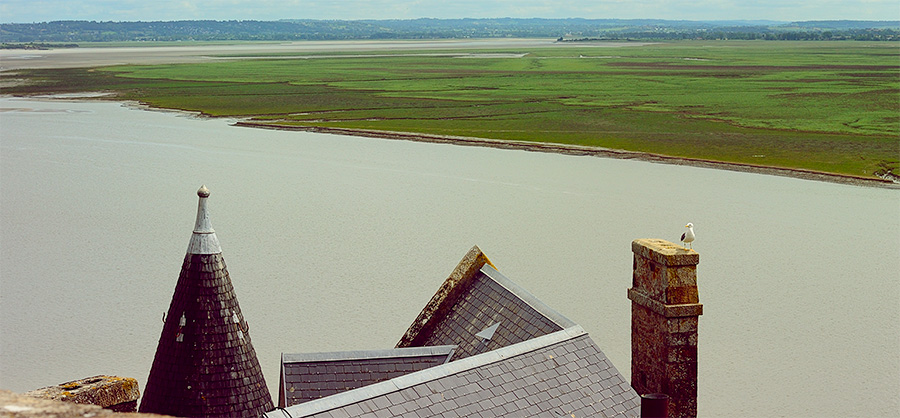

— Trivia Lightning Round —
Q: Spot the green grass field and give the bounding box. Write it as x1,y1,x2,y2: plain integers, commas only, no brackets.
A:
6,41,899,178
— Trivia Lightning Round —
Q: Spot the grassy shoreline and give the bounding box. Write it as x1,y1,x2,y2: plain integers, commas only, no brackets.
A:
3,40,898,184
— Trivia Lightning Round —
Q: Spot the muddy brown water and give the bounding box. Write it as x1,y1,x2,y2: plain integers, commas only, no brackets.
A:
1,96,898,417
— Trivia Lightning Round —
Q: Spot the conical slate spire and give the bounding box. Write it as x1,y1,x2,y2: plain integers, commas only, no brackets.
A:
140,186,273,417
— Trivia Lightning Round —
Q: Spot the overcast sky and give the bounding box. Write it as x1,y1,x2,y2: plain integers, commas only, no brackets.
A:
1,0,897,23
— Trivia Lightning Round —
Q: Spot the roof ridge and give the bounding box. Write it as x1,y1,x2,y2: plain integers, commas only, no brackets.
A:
282,345,457,363
396,245,494,347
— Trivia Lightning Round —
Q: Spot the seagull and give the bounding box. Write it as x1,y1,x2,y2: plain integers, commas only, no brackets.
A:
681,223,695,249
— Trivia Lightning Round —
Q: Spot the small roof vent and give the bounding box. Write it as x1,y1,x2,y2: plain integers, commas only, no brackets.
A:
475,322,500,342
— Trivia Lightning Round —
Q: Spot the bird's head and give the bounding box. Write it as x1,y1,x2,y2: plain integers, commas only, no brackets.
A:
685,223,694,228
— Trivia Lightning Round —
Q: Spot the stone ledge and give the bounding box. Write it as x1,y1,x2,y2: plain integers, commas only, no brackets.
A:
1,390,171,418
632,239,699,266
24,376,139,412
628,288,703,318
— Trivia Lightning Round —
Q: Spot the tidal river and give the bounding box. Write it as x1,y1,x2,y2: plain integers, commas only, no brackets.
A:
1,96,897,417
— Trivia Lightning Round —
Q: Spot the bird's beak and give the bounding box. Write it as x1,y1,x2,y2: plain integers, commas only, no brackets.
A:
685,224,689,227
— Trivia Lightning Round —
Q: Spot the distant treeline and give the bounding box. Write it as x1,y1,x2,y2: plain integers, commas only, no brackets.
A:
0,42,79,49
1,18,898,43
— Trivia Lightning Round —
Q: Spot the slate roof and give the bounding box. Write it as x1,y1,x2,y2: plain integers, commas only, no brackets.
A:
398,260,574,360
140,186,274,417
279,346,456,408
268,327,639,418
266,246,639,417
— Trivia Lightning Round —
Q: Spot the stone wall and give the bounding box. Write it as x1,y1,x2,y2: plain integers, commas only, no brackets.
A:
1,389,169,418
24,375,140,413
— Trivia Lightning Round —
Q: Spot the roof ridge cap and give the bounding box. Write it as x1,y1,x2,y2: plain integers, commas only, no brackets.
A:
282,345,458,363
396,245,492,347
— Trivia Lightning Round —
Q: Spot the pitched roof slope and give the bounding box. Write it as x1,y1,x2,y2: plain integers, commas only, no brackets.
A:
398,246,575,360
264,246,639,417
270,327,639,418
140,186,273,417
279,346,456,408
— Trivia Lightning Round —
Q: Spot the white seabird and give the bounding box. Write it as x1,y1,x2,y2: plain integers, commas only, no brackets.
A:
681,223,695,249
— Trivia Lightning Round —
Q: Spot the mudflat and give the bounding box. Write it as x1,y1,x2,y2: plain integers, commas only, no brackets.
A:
0,39,645,71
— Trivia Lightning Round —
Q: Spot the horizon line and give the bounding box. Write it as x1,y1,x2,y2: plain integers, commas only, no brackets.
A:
3,18,899,25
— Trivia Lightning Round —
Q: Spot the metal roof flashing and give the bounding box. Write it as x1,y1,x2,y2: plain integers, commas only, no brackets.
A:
282,346,458,364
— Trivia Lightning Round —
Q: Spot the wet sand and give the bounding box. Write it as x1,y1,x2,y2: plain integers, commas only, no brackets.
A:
0,39,626,71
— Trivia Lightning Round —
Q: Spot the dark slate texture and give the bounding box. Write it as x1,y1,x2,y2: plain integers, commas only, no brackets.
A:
280,347,455,407
275,329,640,418
410,265,572,360
140,253,274,417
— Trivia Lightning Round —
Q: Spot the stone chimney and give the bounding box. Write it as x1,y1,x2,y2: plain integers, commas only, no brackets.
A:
628,239,702,418
140,186,273,417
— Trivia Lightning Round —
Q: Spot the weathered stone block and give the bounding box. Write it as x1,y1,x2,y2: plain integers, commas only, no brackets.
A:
667,317,698,334
666,346,698,363
24,376,140,412
667,286,699,305
665,266,697,287
666,331,695,347
632,239,699,267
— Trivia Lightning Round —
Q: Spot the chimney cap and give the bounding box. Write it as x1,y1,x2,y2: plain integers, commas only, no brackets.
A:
632,239,698,266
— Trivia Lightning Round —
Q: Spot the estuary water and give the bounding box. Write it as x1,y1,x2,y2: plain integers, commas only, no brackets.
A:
0,96,898,417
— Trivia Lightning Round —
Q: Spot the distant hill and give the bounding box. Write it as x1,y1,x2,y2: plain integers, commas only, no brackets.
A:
2,18,898,43
789,20,900,29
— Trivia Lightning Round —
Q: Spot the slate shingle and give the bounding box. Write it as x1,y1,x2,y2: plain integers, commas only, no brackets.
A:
279,346,456,408
402,261,575,361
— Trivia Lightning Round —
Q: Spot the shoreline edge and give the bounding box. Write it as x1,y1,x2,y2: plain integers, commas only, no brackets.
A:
233,121,900,190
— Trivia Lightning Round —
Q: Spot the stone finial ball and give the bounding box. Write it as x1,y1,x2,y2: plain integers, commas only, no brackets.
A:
197,185,210,197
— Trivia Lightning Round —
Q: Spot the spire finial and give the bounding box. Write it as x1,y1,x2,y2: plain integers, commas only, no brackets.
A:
187,185,221,254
